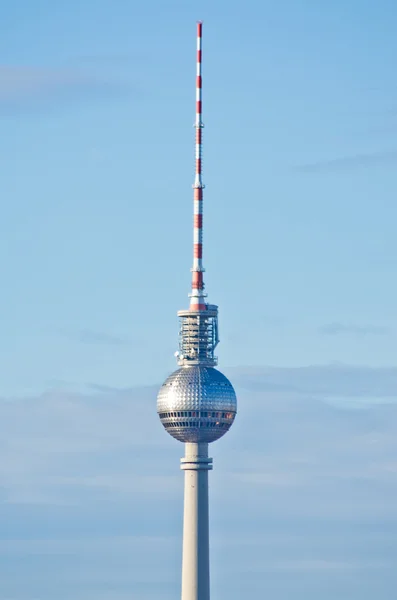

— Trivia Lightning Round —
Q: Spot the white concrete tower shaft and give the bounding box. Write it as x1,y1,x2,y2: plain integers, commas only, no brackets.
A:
181,443,212,600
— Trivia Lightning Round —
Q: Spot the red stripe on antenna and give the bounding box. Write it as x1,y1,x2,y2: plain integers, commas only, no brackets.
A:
194,214,203,228
194,244,202,258
190,303,207,311
192,271,203,288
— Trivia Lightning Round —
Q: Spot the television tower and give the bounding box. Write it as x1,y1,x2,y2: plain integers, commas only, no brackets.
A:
157,22,237,600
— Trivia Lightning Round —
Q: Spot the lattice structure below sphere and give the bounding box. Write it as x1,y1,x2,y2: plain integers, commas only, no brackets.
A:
157,365,237,443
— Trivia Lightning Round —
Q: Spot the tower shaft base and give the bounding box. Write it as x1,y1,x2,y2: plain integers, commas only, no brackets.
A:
180,442,213,600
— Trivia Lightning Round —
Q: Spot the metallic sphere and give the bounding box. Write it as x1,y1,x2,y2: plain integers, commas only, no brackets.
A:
157,365,237,443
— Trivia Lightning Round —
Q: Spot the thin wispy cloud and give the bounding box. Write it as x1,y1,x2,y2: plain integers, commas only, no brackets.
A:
0,64,130,114
58,326,132,347
320,322,391,337
295,149,397,173
226,363,397,397
72,53,143,67
76,328,131,347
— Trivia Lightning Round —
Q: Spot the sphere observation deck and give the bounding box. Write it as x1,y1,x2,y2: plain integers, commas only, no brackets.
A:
157,365,237,443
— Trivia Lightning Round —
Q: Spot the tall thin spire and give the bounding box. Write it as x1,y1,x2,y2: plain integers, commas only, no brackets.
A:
156,24,237,600
190,21,206,311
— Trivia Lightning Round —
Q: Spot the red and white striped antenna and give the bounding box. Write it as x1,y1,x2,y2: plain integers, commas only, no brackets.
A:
190,21,206,311
177,21,219,366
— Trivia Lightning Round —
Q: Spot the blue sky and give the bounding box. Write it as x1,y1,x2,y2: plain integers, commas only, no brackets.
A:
1,0,397,395
1,0,397,598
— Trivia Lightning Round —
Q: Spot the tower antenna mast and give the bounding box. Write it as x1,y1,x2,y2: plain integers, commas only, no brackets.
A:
157,22,237,600
190,20,206,311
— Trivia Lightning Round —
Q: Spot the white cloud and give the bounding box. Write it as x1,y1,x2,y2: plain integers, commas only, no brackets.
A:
0,365,396,599
320,322,391,336
0,65,128,113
